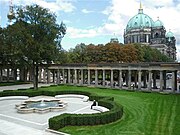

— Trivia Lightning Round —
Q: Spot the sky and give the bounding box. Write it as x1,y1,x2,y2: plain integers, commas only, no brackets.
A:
0,0,180,61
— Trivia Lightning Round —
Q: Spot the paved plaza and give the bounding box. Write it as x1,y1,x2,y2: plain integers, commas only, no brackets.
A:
0,83,53,92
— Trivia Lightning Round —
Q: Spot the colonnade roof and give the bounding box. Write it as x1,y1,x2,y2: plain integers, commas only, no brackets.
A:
48,62,180,71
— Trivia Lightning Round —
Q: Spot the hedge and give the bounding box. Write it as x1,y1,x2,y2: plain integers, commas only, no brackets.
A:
49,93,123,130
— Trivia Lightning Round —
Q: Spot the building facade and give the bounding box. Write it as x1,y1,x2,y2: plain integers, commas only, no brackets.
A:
124,4,176,60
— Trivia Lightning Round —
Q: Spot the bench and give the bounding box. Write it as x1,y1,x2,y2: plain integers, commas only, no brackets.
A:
0,96,29,101
92,106,109,112
55,94,89,102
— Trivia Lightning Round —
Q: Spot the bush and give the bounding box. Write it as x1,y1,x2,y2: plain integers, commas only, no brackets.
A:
48,93,123,130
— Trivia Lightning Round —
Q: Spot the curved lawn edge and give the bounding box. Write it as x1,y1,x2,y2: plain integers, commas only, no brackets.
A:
49,92,123,130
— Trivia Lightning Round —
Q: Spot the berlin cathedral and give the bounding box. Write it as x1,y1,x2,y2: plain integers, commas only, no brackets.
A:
123,3,176,60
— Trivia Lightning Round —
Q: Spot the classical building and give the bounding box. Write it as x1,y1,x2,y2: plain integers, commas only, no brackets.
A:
124,3,176,60
110,34,119,43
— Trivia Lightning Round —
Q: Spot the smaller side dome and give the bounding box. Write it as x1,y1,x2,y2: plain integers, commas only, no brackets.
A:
166,30,174,38
154,19,164,27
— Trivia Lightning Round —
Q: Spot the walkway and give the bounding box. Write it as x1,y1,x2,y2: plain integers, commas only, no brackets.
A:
0,83,53,92
0,119,55,135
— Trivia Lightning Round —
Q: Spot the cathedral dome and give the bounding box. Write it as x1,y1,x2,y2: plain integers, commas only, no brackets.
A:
153,19,164,27
166,31,174,38
126,7,154,32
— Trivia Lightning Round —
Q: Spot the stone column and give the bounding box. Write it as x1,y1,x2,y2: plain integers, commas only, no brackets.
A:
63,69,66,84
163,71,166,90
38,68,42,82
76,70,79,84
84,70,86,84
138,70,142,90
171,71,176,93
146,34,149,43
128,70,132,89
57,69,60,84
148,70,152,91
95,69,98,86
111,69,114,88
13,68,17,81
125,71,128,86
160,70,163,92
43,69,46,83
7,68,10,82
103,69,105,87
68,69,71,84
134,71,138,88
47,70,51,84
153,71,157,89
74,69,77,84
88,69,90,85
143,71,147,88
81,69,84,85
174,71,177,92
52,70,56,83
119,70,122,88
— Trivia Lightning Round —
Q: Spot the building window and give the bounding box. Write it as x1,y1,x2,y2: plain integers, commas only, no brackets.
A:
134,22,138,28
146,21,149,27
155,33,159,38
134,35,137,43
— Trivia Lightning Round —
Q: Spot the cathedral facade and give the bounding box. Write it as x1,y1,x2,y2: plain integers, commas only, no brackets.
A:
124,4,176,60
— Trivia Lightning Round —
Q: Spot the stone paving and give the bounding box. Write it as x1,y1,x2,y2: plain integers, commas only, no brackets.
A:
0,83,53,91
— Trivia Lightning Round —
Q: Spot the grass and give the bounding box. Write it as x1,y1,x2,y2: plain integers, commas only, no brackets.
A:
39,85,180,135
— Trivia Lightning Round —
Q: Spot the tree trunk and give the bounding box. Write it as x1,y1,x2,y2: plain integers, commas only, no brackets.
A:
33,63,38,90
35,64,38,89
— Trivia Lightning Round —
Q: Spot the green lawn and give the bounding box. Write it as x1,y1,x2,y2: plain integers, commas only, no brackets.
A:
41,85,180,135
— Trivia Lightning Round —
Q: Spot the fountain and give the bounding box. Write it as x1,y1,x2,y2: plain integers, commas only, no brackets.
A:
16,96,67,114
40,100,46,107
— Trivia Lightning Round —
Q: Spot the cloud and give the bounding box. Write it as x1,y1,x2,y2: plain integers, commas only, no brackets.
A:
63,20,71,24
9,0,75,13
81,9,94,14
67,27,98,38
56,0,76,13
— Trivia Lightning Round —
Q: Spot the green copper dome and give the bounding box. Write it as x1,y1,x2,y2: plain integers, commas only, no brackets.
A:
154,19,163,27
126,8,154,32
166,31,174,38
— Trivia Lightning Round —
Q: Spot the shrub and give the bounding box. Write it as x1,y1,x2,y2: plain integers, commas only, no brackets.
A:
48,93,123,130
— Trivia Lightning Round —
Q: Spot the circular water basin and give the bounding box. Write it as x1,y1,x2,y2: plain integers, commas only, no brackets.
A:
26,101,60,109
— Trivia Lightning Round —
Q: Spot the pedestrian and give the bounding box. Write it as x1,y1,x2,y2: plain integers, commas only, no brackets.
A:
91,100,96,109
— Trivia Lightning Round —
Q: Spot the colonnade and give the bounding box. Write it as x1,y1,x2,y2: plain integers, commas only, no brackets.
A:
1,63,180,93
0,67,54,84
49,63,180,93
52,68,178,93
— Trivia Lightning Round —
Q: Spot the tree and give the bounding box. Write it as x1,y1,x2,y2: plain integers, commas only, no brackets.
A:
103,43,123,63
0,27,4,65
11,4,66,89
